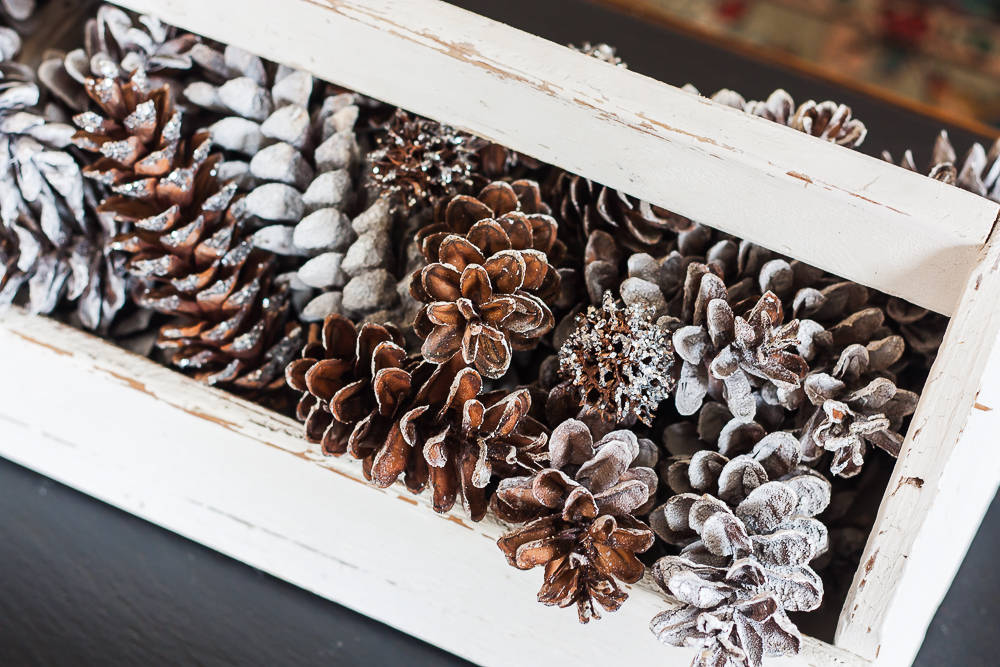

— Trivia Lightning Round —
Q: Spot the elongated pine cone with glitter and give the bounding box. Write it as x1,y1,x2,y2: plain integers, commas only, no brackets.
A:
72,68,299,390
493,419,657,623
410,181,560,378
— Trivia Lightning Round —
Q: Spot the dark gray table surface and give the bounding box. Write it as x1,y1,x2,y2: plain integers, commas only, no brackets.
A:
2,0,997,664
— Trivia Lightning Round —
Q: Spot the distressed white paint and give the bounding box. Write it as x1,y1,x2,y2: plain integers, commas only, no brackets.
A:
102,0,999,316
836,229,1000,664
0,310,863,667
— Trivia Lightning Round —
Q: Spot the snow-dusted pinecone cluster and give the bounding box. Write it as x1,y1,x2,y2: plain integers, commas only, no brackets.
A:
2,12,964,666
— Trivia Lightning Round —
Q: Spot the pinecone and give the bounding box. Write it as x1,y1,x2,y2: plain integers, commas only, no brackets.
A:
569,42,626,68
673,291,809,422
883,130,1000,201
0,60,126,328
366,356,548,519
410,180,559,378
39,4,198,113
649,445,831,667
549,170,695,254
369,108,479,212
493,420,657,623
690,86,867,149
555,291,676,426
800,342,918,477
72,68,299,391
284,313,410,454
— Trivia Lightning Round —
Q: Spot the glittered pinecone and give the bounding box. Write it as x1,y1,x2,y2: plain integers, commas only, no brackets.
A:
410,181,560,378
72,68,299,390
569,42,626,68
883,130,1000,200
691,86,867,149
364,356,548,519
554,291,675,426
369,108,479,212
0,60,127,328
800,341,918,477
39,4,198,113
649,445,831,667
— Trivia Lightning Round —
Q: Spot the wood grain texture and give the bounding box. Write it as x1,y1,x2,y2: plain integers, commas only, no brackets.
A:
106,0,999,316
0,311,864,667
836,229,1000,664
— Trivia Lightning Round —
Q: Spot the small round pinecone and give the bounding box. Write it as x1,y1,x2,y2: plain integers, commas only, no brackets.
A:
365,356,548,519
493,419,657,624
409,180,560,379
284,313,410,455
369,108,479,213
800,342,918,477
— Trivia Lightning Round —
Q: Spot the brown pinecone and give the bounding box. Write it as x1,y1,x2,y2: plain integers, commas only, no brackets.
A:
696,87,867,149
369,108,479,212
555,291,676,426
72,68,299,391
493,420,657,623
360,356,548,519
883,130,1000,200
410,181,560,378
550,170,694,253
284,314,412,455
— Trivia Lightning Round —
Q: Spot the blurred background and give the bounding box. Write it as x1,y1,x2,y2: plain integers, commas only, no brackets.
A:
597,0,1000,127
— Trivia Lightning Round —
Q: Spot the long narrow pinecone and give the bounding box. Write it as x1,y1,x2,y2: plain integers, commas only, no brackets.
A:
0,59,126,329
71,67,300,391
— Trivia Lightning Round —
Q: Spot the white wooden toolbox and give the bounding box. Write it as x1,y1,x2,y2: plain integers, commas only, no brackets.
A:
2,1,999,665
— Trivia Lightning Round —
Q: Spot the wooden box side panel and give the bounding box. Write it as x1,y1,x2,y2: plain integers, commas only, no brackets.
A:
0,312,864,667
109,0,1000,316
836,231,1000,664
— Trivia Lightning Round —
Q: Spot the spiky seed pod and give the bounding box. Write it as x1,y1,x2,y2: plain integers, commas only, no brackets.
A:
493,420,657,623
410,181,560,378
72,68,298,391
369,108,479,212
557,291,675,426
